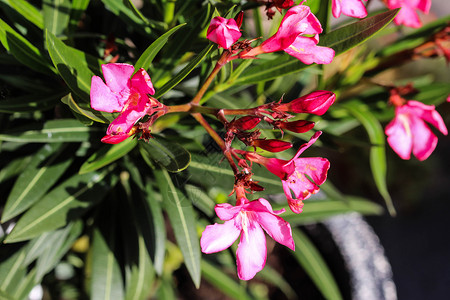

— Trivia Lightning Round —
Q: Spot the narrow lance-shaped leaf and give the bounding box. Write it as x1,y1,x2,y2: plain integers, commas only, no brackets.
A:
1,0,44,29
342,102,396,216
154,169,201,288
2,143,73,222
292,228,343,300
43,0,71,35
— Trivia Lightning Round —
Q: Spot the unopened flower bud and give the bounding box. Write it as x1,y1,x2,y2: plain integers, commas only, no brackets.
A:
252,139,292,152
235,11,244,28
278,91,335,115
206,17,242,49
278,120,315,133
232,116,261,131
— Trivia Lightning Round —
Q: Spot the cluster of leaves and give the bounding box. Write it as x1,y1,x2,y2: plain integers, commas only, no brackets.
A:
0,0,449,299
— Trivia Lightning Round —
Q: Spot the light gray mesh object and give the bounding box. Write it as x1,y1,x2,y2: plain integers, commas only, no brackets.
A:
324,213,397,300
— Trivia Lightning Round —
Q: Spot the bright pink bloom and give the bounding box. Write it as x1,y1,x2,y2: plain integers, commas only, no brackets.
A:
332,0,368,19
201,198,294,280
207,16,242,49
277,90,336,115
385,0,431,28
246,132,330,213
385,100,447,161
242,3,335,64
90,63,156,143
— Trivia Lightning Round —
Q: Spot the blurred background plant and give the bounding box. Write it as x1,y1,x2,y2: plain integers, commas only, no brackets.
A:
0,0,449,299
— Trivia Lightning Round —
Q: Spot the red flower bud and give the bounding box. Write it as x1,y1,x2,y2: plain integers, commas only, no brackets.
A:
252,139,292,152
235,11,244,28
278,91,336,115
278,120,315,133
232,116,261,131
249,181,265,191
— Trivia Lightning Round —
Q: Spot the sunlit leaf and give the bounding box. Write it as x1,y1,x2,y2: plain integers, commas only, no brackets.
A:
43,0,71,36
0,0,43,29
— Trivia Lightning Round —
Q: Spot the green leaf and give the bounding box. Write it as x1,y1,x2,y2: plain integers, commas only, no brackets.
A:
275,197,383,226
257,266,297,300
292,229,343,300
69,0,90,31
2,143,73,222
185,184,215,217
234,9,399,85
61,93,114,123
154,44,214,98
0,19,54,74
0,156,33,184
0,92,63,113
0,119,103,143
79,138,138,174
154,169,201,288
343,102,395,216
46,30,103,101
4,168,115,243
139,137,191,173
0,0,44,29
0,245,29,296
43,0,71,35
134,23,186,72
201,260,251,300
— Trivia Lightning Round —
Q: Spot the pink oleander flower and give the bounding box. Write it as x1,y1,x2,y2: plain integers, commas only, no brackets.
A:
242,3,335,64
385,100,448,161
277,90,336,115
332,0,368,19
207,16,242,49
201,197,294,280
385,0,431,28
90,63,157,144
246,131,330,213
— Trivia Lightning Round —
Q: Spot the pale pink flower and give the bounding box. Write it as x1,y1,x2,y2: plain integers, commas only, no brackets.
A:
90,63,156,143
242,3,335,64
246,131,330,213
201,198,294,280
332,0,368,19
385,0,431,28
206,16,242,49
385,100,448,160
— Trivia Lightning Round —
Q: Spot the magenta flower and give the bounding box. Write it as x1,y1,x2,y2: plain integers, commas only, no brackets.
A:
332,0,368,19
90,63,157,143
201,198,294,280
242,3,334,64
385,100,448,161
277,90,336,115
246,132,330,213
385,0,431,28
206,16,242,49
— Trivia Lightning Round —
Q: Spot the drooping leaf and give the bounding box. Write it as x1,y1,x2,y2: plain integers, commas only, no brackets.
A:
154,169,201,288
342,102,395,216
46,30,103,101
291,229,343,300
79,137,138,174
4,168,115,243
0,19,54,74
43,0,71,36
0,119,103,143
2,143,73,222
139,137,191,173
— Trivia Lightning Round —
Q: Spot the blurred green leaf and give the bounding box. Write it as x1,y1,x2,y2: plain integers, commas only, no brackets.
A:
46,30,102,101
69,0,90,31
43,0,71,36
257,266,297,300
2,143,73,222
185,184,215,217
154,169,201,288
342,102,395,216
135,23,186,72
0,119,102,143
139,137,191,173
0,0,43,29
0,19,55,74
0,156,33,184
4,168,115,243
202,260,252,300
0,92,63,113
292,229,343,300
79,138,137,174
0,245,29,296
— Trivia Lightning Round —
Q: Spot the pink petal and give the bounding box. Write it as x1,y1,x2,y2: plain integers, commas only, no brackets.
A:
410,0,431,13
341,0,368,18
236,221,266,280
291,131,323,160
90,75,123,113
106,106,147,135
215,202,244,221
131,69,155,95
332,0,342,18
206,17,241,49
101,134,129,144
407,101,448,135
248,199,295,251
285,36,335,64
393,5,422,28
101,63,134,94
409,115,438,161
201,221,241,254
294,157,330,186
385,113,413,160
